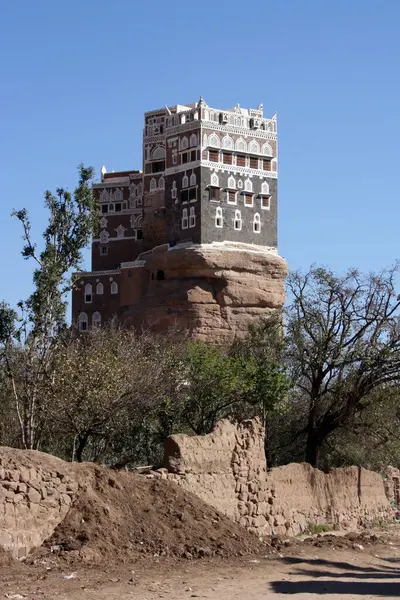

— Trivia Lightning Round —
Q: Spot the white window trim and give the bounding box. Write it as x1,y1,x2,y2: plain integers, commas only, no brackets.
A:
189,207,196,228
78,312,88,332
215,207,223,228
96,282,104,295
84,284,92,304
260,195,271,210
234,210,242,231
111,281,119,295
253,212,261,234
182,208,189,229
226,190,237,205
243,193,254,208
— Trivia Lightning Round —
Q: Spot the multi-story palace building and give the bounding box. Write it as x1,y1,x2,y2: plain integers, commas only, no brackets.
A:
72,98,280,334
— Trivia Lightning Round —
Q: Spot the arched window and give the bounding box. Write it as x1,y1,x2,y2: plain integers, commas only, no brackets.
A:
237,179,243,189
253,213,261,234
234,210,242,231
222,135,234,150
262,143,273,157
189,206,196,228
249,140,260,154
271,158,277,171
150,178,157,191
182,208,188,229
190,133,197,147
181,114,186,124
78,312,88,332
100,230,109,244
158,176,165,190
152,146,166,160
111,281,118,295
129,183,137,198
92,311,101,327
227,175,236,189
171,181,177,199
209,133,220,148
244,179,253,192
100,217,108,229
116,225,125,239
100,189,109,203
84,284,92,303
215,207,223,228
182,174,188,188
261,181,270,195
190,172,196,186
181,136,189,150
114,189,123,202
203,133,208,147
235,138,246,152
137,182,143,196
211,172,219,187
96,282,104,295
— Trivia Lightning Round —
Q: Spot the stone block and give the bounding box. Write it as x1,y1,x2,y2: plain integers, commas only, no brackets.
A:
27,489,41,504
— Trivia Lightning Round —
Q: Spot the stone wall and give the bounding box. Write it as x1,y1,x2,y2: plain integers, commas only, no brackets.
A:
0,447,77,558
155,419,394,538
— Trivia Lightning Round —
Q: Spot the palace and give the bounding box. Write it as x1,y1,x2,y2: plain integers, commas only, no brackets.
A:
72,98,284,340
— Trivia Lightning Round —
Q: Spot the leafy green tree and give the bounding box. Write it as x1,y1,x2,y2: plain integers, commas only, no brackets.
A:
0,166,97,449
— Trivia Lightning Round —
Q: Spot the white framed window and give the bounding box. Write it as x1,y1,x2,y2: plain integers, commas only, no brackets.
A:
189,206,196,228
159,176,165,190
222,135,234,150
84,283,92,303
227,175,236,189
235,138,246,152
271,158,277,171
234,210,242,231
137,182,143,196
261,181,270,195
244,179,253,192
116,225,125,239
209,133,220,148
172,181,177,199
261,196,270,210
129,183,137,198
253,212,261,233
92,311,101,327
190,172,196,186
111,281,118,295
152,146,166,160
114,188,123,202
190,133,197,147
262,142,273,157
150,177,157,191
172,152,177,164
215,206,223,228
181,136,189,150
227,190,237,204
210,172,219,187
100,189,109,203
78,312,88,332
182,208,188,229
243,193,254,207
96,282,104,295
100,216,108,229
249,140,260,154
182,174,188,188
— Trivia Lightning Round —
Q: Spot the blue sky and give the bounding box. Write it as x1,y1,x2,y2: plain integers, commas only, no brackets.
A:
1,0,399,309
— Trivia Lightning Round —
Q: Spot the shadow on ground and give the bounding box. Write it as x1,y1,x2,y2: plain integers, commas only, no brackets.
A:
270,556,400,596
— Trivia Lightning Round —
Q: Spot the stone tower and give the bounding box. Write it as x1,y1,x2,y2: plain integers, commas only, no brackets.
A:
72,98,287,342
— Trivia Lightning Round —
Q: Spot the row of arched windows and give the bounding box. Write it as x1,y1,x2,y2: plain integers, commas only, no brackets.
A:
214,208,261,233
149,176,165,192
205,134,273,156
210,173,270,195
182,207,196,229
84,281,118,303
78,311,101,332
180,133,198,150
182,172,197,188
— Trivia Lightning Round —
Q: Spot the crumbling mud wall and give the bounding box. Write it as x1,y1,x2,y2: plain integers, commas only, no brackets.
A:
155,419,394,537
0,448,77,558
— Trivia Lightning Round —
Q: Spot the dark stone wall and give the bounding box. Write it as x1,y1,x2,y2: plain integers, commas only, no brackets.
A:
199,167,277,248
164,166,202,246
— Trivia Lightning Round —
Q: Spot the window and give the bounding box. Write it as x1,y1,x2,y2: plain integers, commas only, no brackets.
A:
111,281,118,295
189,206,196,227
227,175,236,189
262,159,271,171
100,246,108,256
172,152,177,165
211,172,219,187
152,147,166,160
157,270,165,281
261,196,270,210
190,173,196,186
182,208,188,229
114,189,123,202
227,190,237,204
96,282,104,295
236,154,246,167
158,176,165,190
182,174,188,188
244,179,253,192
181,152,189,164
191,149,197,162
171,182,177,199
84,284,92,303
243,193,254,207
181,136,189,150
209,150,219,162
100,216,108,228
136,229,143,240
222,135,234,150
115,203,122,212
116,225,125,239
250,157,258,169
261,181,270,195
181,189,189,203
152,161,165,173
215,207,223,228
209,133,220,148
262,143,273,157
150,178,157,191
236,138,246,151
253,213,261,233
189,187,197,201
101,204,108,214
223,153,232,165
237,179,243,189
78,312,88,332
100,189,109,203
209,187,220,201
234,210,242,231
190,133,197,147
92,311,101,327
249,140,260,154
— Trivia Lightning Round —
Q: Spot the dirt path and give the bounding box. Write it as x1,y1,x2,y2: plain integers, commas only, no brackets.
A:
2,534,400,599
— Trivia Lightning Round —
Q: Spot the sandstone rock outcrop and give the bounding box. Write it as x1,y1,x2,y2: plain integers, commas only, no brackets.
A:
122,242,287,343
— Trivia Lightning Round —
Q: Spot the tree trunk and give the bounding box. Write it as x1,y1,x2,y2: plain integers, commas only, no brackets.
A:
75,432,90,462
305,432,321,467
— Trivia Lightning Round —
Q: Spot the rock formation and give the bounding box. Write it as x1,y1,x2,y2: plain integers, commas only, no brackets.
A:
122,242,287,343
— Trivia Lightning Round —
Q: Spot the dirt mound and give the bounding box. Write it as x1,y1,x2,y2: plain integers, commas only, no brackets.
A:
39,464,267,564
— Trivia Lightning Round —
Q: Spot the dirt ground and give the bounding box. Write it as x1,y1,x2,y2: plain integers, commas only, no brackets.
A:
1,529,400,599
